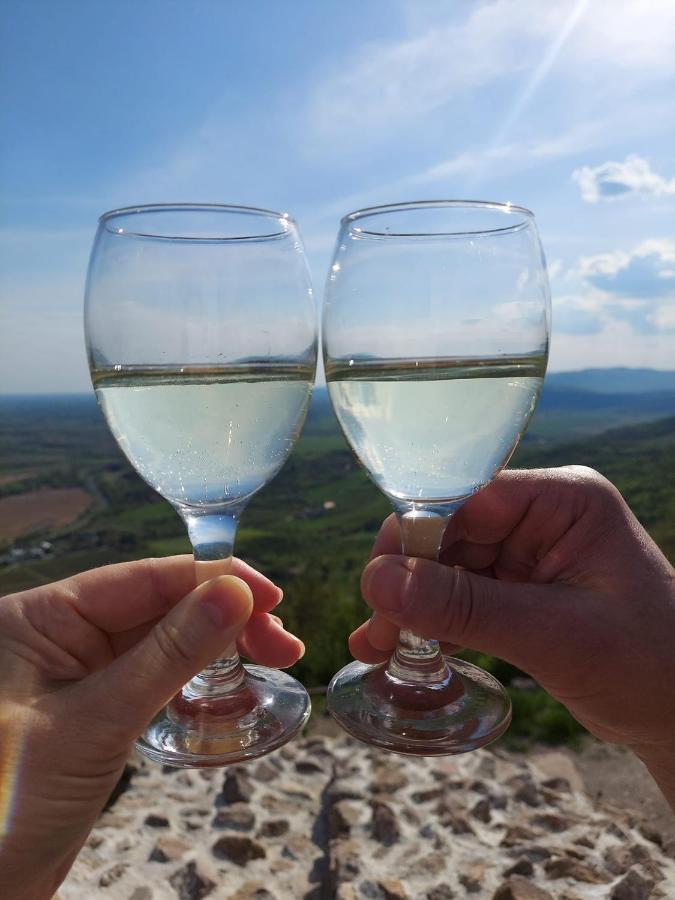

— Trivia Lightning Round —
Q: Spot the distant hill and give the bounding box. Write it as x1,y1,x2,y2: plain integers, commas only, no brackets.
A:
531,374,675,440
536,386,675,414
517,413,675,464
547,368,675,394
535,368,675,438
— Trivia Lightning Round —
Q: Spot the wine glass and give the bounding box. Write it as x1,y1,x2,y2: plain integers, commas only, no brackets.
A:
323,200,550,755
84,204,317,767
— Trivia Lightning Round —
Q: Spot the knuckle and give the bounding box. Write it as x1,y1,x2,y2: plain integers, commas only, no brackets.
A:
151,620,192,668
437,569,475,643
562,464,604,485
558,464,608,491
561,465,622,507
398,564,421,618
544,465,622,517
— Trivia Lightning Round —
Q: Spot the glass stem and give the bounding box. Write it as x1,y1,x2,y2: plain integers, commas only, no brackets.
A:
386,503,460,684
181,507,246,700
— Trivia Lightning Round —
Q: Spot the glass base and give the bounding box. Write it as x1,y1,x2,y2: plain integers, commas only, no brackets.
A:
135,665,311,768
327,655,511,756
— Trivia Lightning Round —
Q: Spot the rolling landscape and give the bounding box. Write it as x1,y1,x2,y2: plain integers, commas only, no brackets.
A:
2,367,674,745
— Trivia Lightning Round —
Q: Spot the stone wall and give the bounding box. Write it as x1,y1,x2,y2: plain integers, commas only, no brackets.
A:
58,735,675,899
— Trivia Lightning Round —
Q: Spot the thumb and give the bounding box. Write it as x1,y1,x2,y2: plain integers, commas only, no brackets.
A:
361,555,572,673
90,575,253,737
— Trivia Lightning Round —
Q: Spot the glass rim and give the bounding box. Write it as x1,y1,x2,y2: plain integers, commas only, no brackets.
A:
340,199,535,237
98,203,297,241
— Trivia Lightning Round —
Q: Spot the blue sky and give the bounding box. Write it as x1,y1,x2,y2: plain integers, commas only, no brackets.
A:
1,0,674,393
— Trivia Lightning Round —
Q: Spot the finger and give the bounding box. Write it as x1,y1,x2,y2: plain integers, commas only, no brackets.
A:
85,575,254,737
361,554,576,673
113,609,294,660
439,642,464,655
233,560,284,613
348,622,391,664
237,613,305,668
62,555,282,633
366,612,400,650
439,540,501,572
348,618,464,664
441,470,542,548
370,514,401,559
442,467,620,584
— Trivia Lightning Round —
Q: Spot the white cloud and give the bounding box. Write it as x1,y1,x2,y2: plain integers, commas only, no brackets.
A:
572,155,675,203
308,119,611,233
557,239,675,338
83,0,675,233
579,239,675,292
552,292,606,335
413,120,607,188
305,0,675,143
544,238,675,355
549,320,675,371
547,260,563,281
571,0,675,74
650,305,675,330
305,3,562,141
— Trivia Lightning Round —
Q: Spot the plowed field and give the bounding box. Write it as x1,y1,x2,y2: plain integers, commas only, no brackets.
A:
0,488,92,539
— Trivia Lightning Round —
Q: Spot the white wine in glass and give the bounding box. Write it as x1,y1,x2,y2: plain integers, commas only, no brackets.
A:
323,201,550,755
85,204,317,768
93,365,313,507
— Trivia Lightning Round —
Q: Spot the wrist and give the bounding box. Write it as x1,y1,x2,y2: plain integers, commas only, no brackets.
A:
0,792,90,900
0,853,66,900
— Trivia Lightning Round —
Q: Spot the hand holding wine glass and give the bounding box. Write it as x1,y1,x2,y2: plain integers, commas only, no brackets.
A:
85,204,316,767
0,556,304,900
323,201,550,754
351,466,675,808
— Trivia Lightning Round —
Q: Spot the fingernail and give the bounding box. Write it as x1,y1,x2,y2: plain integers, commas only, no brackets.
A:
361,557,408,613
199,576,253,629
